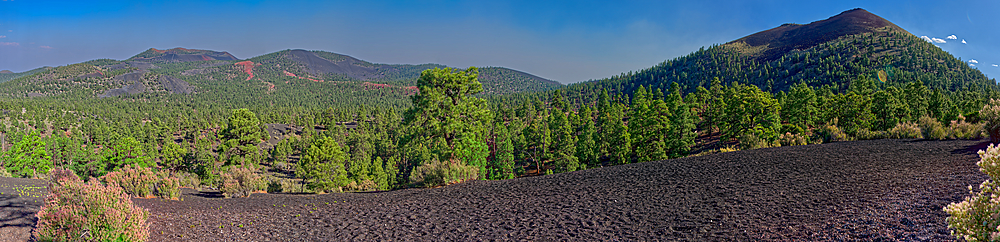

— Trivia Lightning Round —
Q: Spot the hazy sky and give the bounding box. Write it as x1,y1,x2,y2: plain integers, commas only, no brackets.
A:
1,0,997,84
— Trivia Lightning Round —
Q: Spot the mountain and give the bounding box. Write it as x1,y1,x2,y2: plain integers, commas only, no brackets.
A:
0,67,50,84
0,49,559,98
128,47,239,63
559,8,997,103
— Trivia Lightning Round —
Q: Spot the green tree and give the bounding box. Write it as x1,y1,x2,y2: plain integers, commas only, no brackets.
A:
296,137,349,192
871,87,909,130
575,105,599,168
219,108,267,167
2,130,52,178
608,102,631,165
666,83,696,158
782,82,818,129
717,82,782,143
401,67,492,182
160,142,189,171
492,125,516,180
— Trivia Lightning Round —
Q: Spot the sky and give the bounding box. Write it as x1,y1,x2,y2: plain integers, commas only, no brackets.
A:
0,0,997,84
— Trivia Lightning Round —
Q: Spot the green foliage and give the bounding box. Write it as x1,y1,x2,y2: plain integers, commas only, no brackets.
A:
782,82,818,129
887,122,923,139
219,108,267,166
296,137,349,192
574,106,599,168
716,82,781,144
918,116,948,140
160,142,188,171
1,130,52,178
402,67,491,183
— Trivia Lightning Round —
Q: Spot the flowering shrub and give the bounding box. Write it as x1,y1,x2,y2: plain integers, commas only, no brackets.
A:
220,166,266,198
34,168,149,241
887,121,923,139
945,144,1000,241
100,164,157,198
154,173,180,200
814,123,850,143
409,159,478,188
982,99,1000,144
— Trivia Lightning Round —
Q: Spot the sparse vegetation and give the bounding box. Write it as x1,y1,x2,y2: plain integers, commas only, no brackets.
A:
34,168,149,242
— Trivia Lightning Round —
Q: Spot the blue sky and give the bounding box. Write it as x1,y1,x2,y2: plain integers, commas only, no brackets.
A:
0,0,997,83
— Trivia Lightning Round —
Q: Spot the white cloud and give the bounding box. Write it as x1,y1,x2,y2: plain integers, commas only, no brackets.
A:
921,36,933,42
0,42,18,46
994,64,999,67
947,35,958,39
39,46,52,49
931,38,947,43
970,59,979,64
970,64,976,67
0,35,5,39
962,39,967,44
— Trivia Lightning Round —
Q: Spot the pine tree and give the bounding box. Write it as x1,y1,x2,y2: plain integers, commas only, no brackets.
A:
575,105,598,168
666,83,696,158
608,101,631,165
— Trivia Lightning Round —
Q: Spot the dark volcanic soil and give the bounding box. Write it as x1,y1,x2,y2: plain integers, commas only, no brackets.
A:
1,139,990,241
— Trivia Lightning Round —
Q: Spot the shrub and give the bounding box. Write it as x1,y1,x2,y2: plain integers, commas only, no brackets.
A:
950,115,986,140
219,166,266,198
982,99,1000,144
100,164,157,198
738,133,779,150
918,116,949,140
34,169,149,242
854,128,887,140
887,121,923,139
778,132,808,146
345,179,377,192
814,123,850,143
945,144,1000,241
154,173,180,200
409,159,478,188
175,172,201,188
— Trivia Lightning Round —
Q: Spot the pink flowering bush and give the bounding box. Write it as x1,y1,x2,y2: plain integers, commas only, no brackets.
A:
34,168,149,241
100,164,157,198
945,144,1000,241
220,166,266,198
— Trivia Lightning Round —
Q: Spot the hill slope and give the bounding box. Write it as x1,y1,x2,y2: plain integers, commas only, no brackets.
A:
559,8,997,103
0,49,558,98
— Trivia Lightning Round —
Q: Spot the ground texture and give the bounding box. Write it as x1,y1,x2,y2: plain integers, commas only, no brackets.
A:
0,139,990,241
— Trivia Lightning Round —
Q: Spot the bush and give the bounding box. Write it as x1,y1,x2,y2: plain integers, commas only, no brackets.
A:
945,144,1000,241
950,115,985,140
219,166,266,198
154,173,180,200
345,179,377,192
814,123,850,143
175,172,201,188
982,99,1000,144
738,133,779,150
778,132,808,146
34,169,149,242
409,159,478,188
854,128,887,140
887,122,923,139
918,116,949,140
100,164,157,198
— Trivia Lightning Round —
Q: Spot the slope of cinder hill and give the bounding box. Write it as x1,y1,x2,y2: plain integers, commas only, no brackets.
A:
558,8,997,103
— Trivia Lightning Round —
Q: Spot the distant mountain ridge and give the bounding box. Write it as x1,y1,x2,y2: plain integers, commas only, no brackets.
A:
0,48,561,98
129,47,239,63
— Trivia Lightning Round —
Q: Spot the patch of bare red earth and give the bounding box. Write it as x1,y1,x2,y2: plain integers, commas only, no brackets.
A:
0,139,988,241
235,61,256,81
